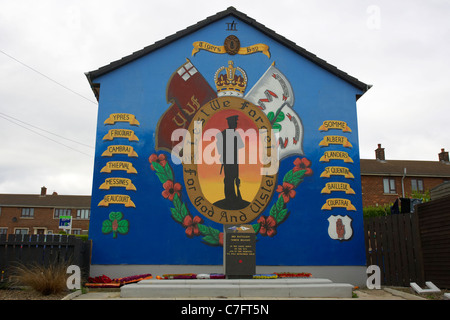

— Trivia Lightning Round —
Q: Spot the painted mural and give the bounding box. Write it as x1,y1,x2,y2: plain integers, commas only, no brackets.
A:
87,8,368,267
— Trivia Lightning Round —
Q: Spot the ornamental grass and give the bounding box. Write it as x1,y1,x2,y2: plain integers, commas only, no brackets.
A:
11,262,69,296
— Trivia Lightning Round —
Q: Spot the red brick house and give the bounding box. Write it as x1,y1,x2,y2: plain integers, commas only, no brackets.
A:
0,187,91,235
360,144,450,208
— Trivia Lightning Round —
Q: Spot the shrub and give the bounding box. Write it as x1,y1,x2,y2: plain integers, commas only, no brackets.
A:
11,263,69,295
363,205,390,218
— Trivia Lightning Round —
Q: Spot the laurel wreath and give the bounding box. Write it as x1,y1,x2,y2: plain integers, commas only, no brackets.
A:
150,154,311,246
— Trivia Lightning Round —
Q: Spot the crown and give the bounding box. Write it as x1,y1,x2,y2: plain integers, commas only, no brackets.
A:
214,61,247,97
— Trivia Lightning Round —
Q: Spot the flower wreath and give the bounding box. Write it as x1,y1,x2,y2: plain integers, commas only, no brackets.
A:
149,153,313,246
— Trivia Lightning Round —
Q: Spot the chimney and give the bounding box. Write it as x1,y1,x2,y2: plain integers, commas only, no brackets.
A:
40,186,47,197
439,148,449,163
375,144,385,161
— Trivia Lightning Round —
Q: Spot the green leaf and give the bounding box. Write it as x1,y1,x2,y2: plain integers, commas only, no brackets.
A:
202,235,220,246
283,170,294,183
102,220,112,234
197,224,208,234
164,163,174,181
275,111,285,123
267,111,275,122
252,223,261,234
117,219,129,235
275,209,288,224
180,203,189,219
109,211,123,221
173,194,182,211
170,207,183,223
152,161,169,183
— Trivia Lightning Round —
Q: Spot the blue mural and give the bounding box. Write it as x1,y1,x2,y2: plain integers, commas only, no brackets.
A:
86,8,370,267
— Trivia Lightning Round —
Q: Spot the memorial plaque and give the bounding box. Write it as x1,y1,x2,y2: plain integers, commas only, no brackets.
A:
224,225,256,279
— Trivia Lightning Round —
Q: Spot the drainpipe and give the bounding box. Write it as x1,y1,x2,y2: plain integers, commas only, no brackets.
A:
401,168,406,198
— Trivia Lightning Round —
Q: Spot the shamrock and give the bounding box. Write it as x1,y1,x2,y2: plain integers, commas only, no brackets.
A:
102,212,129,238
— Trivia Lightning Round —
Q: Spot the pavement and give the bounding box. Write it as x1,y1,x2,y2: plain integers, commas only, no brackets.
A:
66,286,426,300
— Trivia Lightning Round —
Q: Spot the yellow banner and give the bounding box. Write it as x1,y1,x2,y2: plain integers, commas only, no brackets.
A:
98,194,136,208
319,135,352,148
104,113,140,126
319,120,352,132
321,198,356,211
100,161,137,174
320,151,353,163
102,145,138,157
320,166,354,179
321,182,355,195
192,41,270,58
99,178,137,191
103,129,139,141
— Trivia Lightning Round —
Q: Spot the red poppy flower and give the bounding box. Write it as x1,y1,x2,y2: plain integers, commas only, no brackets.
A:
276,182,296,203
149,153,167,170
293,157,313,176
182,215,203,238
219,233,224,246
257,215,277,237
162,180,182,201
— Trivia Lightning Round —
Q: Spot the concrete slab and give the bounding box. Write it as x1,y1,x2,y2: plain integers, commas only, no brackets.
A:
120,278,354,299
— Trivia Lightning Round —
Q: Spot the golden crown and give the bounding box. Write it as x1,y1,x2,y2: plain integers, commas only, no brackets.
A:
214,61,247,97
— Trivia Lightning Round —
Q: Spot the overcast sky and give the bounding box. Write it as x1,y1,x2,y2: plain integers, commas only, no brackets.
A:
0,0,449,195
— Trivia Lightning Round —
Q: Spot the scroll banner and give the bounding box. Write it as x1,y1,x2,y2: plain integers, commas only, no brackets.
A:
103,129,139,141
104,113,140,126
100,161,137,174
98,194,136,208
192,41,270,58
102,145,138,157
320,166,354,179
321,182,355,195
319,136,352,148
99,178,137,191
321,198,356,211
320,151,353,163
319,120,352,132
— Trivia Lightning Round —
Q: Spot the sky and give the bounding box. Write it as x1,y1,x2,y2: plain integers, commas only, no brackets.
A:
0,0,449,195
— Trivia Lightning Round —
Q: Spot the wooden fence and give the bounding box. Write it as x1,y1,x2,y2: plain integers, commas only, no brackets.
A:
0,234,91,281
364,212,425,287
416,195,450,288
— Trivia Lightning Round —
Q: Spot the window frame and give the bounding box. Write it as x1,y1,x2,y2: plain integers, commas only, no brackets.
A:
21,207,34,218
383,178,397,194
54,208,72,219
411,178,424,193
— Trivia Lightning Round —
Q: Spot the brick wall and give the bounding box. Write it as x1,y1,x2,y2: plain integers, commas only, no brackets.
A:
362,175,448,207
0,206,89,235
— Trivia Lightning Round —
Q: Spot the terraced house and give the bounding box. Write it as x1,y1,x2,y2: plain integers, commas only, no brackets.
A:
0,187,90,235
360,145,450,208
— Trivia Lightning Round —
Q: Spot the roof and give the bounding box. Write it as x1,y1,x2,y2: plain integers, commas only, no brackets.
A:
85,6,371,100
360,159,450,178
0,193,91,208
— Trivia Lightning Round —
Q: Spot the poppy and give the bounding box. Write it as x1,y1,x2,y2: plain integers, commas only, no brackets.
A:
162,180,182,201
276,182,296,203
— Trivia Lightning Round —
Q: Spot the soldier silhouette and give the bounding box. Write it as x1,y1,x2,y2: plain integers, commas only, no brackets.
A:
214,115,249,210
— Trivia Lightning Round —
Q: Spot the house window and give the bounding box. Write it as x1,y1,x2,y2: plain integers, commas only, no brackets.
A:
76,209,90,220
0,228,7,235
15,228,28,235
72,229,81,235
54,208,71,219
21,208,34,218
411,179,424,193
383,178,396,194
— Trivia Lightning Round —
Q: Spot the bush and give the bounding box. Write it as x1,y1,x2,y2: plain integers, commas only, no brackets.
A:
11,263,69,295
363,205,390,218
